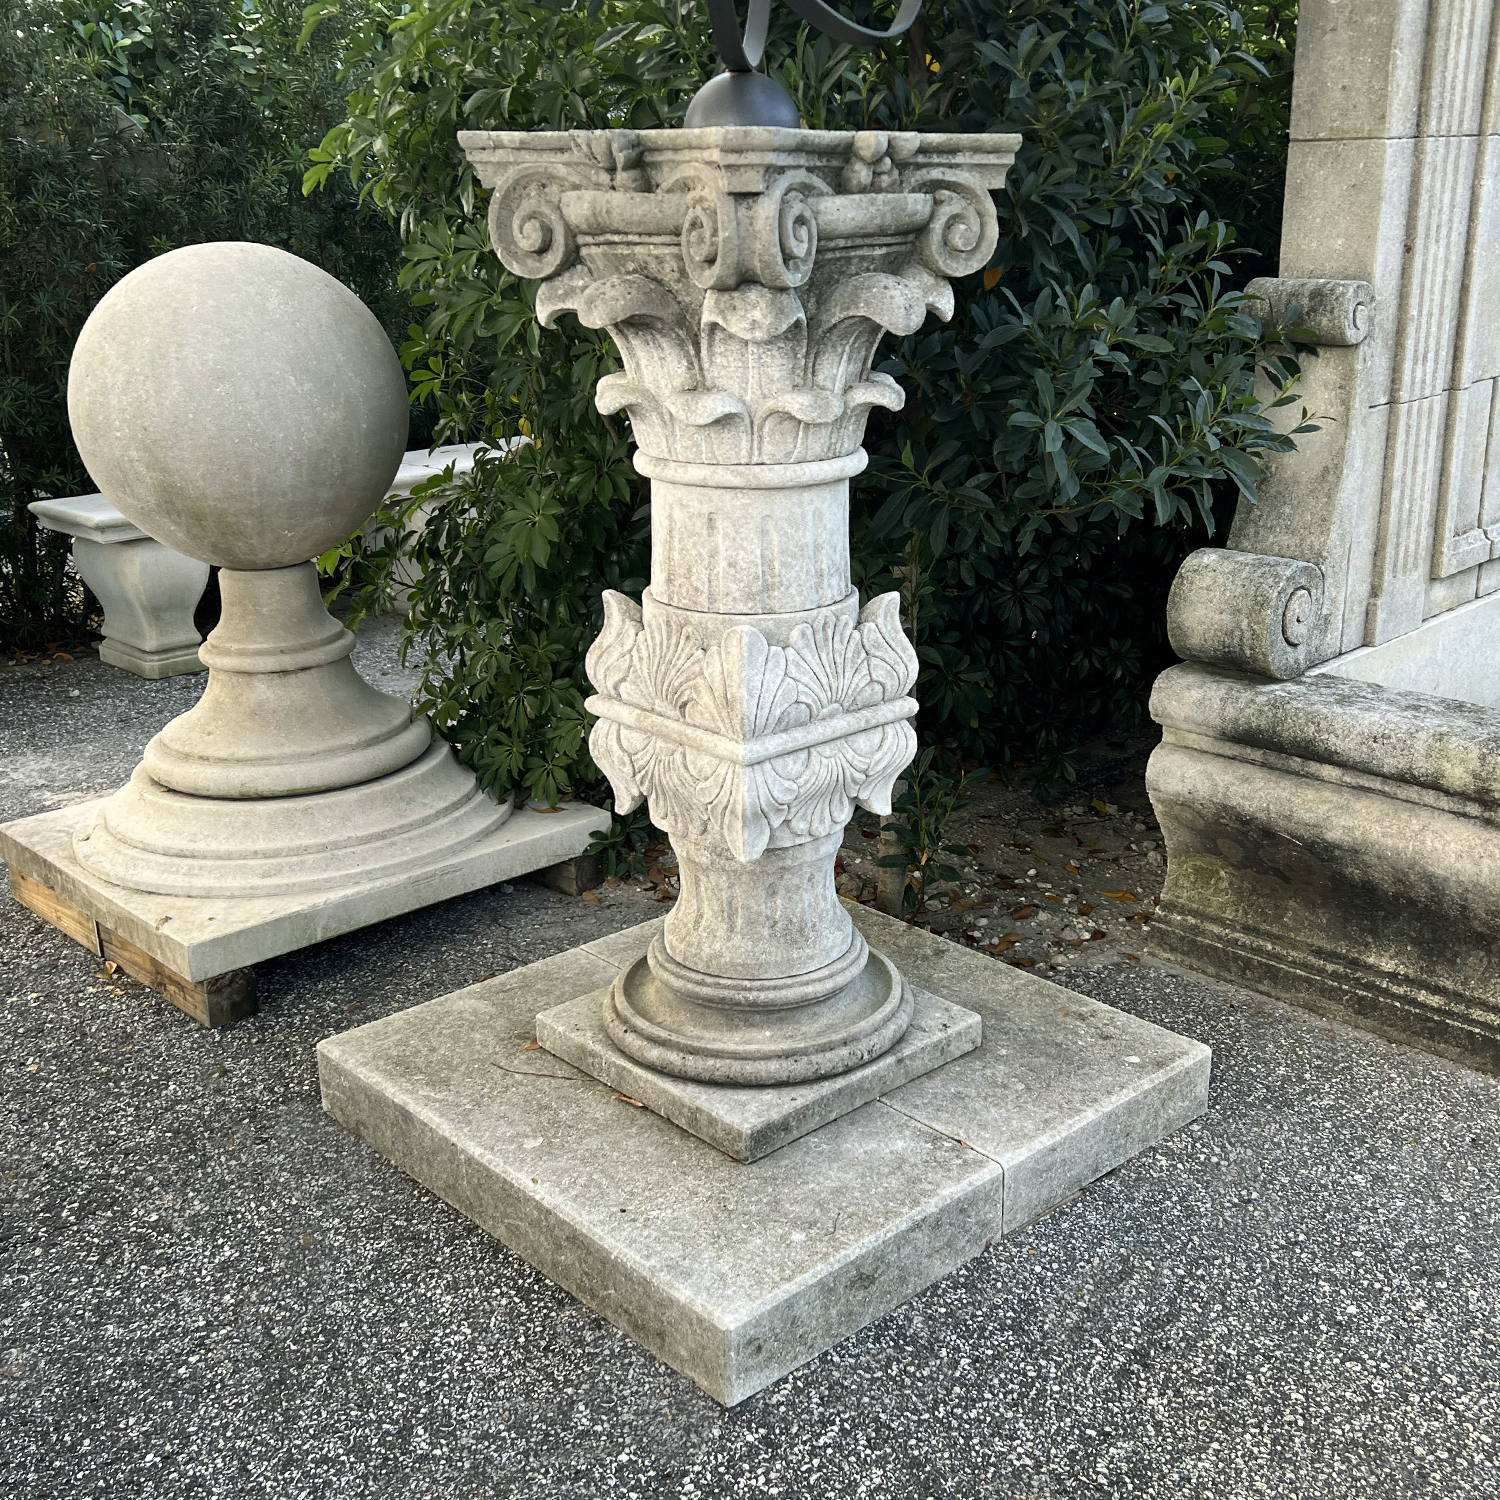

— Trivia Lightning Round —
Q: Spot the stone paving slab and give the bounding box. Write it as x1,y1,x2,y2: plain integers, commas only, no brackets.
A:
317,909,1208,1403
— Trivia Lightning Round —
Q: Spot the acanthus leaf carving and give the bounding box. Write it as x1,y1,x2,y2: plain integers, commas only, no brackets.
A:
466,130,1012,465
585,592,919,859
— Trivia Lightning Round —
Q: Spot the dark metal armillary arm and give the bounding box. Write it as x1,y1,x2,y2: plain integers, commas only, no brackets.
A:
705,0,922,72
688,0,925,126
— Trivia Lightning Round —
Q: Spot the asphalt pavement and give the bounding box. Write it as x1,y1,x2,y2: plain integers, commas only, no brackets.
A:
1,630,1496,1500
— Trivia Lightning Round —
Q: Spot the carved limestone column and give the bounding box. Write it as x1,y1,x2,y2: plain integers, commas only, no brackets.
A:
463,127,1016,1084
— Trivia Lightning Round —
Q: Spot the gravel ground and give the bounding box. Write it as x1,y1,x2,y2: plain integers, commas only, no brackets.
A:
2,628,1497,1500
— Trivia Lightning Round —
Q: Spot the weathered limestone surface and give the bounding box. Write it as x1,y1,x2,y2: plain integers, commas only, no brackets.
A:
318,906,1210,1405
463,126,1018,1092
1149,1,1500,1067
29,493,209,679
0,797,606,981
537,974,982,1162
1149,665,1500,1068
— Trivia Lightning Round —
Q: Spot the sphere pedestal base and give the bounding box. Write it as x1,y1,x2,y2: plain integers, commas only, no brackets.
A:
0,790,611,1025
73,741,513,898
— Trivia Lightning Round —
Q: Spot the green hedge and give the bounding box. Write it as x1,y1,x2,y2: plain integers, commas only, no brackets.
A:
3,0,1302,802
315,0,1302,800
0,0,408,649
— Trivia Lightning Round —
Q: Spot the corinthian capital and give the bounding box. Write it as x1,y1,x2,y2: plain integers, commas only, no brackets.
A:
460,127,1019,466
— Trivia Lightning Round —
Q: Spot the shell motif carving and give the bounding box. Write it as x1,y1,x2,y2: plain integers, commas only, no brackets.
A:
586,591,920,860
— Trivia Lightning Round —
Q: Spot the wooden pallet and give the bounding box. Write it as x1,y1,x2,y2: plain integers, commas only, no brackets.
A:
8,868,257,1027
532,853,603,897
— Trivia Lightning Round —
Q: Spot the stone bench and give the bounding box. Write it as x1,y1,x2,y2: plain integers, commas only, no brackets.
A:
28,446,485,680
29,493,209,679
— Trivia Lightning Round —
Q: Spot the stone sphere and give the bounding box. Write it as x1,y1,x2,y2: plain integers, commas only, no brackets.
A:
68,242,409,570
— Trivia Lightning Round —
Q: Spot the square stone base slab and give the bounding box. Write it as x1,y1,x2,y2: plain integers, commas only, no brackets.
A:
0,797,609,983
97,637,207,679
317,905,1210,1405
538,983,981,1162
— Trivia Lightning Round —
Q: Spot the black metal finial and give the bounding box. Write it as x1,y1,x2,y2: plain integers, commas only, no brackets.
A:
684,0,924,127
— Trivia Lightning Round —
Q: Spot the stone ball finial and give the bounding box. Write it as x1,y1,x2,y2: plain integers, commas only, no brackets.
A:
68,241,409,571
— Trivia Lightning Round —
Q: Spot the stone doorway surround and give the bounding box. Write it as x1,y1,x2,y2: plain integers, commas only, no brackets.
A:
1146,0,1500,1070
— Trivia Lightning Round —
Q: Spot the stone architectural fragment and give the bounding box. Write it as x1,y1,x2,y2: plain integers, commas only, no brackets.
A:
0,242,606,1023
29,492,209,679
463,125,1018,1090
326,123,1211,1397
1148,0,1500,1067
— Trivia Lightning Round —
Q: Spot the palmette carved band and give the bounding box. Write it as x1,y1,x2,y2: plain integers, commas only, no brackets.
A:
585,588,919,861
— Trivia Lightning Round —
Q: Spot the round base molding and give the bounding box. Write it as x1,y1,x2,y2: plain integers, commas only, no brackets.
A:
73,741,512,898
603,937,914,1086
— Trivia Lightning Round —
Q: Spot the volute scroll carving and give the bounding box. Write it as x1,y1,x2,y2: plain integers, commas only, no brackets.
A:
464,128,1018,465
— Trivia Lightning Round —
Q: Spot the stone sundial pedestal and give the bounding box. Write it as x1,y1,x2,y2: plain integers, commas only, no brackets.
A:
0,242,607,1025
319,128,1211,1403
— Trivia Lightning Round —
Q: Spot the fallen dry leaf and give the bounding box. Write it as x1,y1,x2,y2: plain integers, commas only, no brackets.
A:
477,972,496,982
1123,953,1141,965
582,890,600,905
522,1038,541,1051
617,1094,646,1107
1103,890,1137,902
1011,904,1037,920
1078,903,1094,917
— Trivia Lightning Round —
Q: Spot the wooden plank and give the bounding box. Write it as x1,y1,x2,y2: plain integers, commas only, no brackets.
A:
7,867,255,1027
100,928,258,1028
532,854,603,898
8,868,102,955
